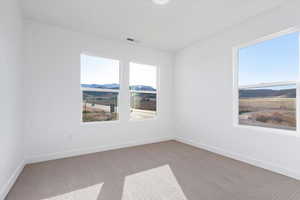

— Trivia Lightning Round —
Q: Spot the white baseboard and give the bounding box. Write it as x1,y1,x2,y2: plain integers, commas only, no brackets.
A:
2,137,173,198
0,160,25,200
175,137,300,180
27,136,174,164
6,136,299,200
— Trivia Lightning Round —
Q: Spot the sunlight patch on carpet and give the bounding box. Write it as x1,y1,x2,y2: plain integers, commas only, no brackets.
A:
122,165,187,200
42,183,103,200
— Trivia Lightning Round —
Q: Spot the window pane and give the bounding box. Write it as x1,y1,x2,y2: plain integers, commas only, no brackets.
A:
130,92,157,120
239,84,296,130
81,54,119,122
81,54,119,88
238,32,299,86
82,91,118,122
129,63,157,120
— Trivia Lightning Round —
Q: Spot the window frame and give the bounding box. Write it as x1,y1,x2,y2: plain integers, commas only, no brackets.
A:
232,28,300,135
80,53,122,124
128,61,160,121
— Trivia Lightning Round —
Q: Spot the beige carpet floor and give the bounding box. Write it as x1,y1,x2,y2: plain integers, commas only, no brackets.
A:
6,140,300,200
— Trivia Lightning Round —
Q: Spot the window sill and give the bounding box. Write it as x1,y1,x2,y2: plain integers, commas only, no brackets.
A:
80,120,120,126
233,123,300,137
129,116,158,122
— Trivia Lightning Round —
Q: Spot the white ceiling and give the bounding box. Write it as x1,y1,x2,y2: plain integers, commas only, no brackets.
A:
21,0,287,51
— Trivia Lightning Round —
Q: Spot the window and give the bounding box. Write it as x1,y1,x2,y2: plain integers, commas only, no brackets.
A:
81,54,120,122
129,62,157,120
235,31,299,131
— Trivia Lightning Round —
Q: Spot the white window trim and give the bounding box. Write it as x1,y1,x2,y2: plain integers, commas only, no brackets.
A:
130,90,157,94
81,87,120,93
129,61,159,121
80,53,121,125
79,54,160,124
232,28,300,136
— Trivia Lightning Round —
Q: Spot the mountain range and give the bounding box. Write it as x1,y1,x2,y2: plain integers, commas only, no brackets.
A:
81,84,156,91
239,88,296,98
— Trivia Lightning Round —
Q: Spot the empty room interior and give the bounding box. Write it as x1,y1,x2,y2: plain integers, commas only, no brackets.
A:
2,0,300,199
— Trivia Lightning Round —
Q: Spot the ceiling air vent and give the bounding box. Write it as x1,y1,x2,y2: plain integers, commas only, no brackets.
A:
126,37,140,44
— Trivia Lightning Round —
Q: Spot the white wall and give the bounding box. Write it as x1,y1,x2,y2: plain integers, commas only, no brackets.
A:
174,1,300,179
24,21,174,162
0,0,24,198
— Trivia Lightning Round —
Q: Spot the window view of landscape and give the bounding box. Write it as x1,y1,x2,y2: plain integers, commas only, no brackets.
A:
239,85,296,130
238,32,298,131
130,63,157,120
82,89,118,122
81,55,119,122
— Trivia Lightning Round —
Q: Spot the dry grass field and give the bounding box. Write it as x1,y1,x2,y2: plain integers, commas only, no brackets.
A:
130,93,157,111
239,98,296,130
82,91,118,122
81,92,157,122
82,104,118,122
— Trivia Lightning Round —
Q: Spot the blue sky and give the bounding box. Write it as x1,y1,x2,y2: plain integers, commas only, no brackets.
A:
81,55,157,89
238,32,299,86
129,62,157,89
81,55,120,85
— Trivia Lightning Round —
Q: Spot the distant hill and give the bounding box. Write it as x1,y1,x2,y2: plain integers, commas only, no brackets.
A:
81,84,156,91
81,84,120,89
239,88,296,98
130,85,156,91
